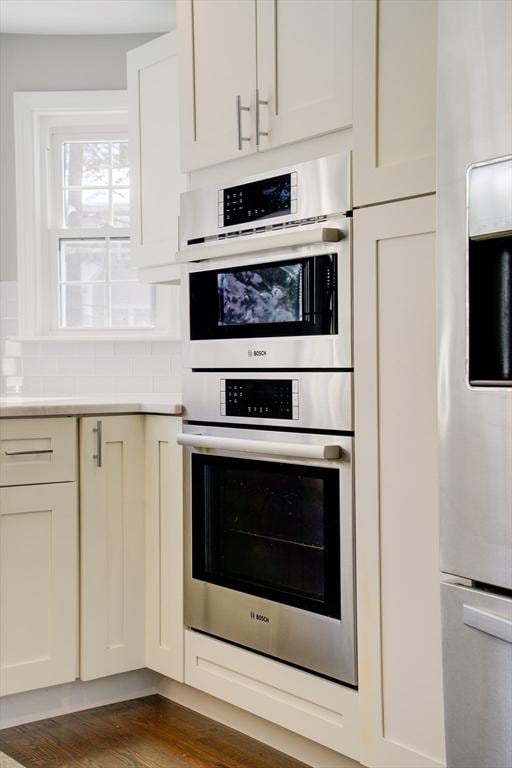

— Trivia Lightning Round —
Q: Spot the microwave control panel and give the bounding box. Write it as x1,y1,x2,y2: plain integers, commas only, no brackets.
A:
221,379,299,420
218,172,298,228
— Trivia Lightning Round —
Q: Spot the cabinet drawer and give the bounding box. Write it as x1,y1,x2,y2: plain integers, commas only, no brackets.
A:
0,418,76,487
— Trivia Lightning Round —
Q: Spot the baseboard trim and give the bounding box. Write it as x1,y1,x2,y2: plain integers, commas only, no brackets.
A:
0,669,159,730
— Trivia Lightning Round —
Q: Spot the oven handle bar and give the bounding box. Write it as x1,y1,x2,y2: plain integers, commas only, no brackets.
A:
177,433,342,460
176,226,343,264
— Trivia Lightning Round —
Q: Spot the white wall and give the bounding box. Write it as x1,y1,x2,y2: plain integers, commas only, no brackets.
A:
0,33,159,281
0,34,182,397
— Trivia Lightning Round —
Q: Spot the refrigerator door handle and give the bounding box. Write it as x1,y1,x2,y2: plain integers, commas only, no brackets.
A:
463,604,512,644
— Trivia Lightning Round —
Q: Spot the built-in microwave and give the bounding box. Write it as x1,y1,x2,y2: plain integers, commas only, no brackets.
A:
178,153,352,370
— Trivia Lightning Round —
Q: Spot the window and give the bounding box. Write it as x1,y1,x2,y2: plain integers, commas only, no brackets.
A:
14,91,173,337
50,131,154,330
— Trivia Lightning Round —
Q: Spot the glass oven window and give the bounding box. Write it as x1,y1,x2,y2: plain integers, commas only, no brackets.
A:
192,454,341,618
189,254,337,340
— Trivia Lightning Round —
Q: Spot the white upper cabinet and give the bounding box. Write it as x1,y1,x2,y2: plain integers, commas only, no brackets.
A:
353,0,437,206
127,32,186,278
177,0,257,170
177,0,352,171
256,0,352,151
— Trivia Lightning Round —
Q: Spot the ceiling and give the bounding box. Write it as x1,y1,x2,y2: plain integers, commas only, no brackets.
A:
0,0,176,35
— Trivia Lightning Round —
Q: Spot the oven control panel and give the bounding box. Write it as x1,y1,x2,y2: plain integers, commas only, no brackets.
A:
221,379,299,420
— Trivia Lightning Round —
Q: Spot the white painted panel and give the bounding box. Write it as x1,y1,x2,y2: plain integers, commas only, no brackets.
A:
106,440,125,649
139,59,178,244
1,510,51,667
377,0,436,168
80,415,145,680
377,233,445,760
185,630,361,761
354,196,445,768
0,483,78,696
353,0,437,206
145,416,183,681
257,0,352,149
177,0,257,170
0,418,76,486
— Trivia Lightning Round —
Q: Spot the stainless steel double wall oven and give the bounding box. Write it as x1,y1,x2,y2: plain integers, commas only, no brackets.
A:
178,153,356,685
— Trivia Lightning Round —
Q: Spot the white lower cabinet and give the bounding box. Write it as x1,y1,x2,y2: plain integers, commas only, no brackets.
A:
80,415,145,681
0,481,78,696
145,416,184,681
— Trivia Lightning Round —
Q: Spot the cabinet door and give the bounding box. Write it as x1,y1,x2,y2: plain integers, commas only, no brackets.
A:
145,416,183,681
127,32,186,276
353,196,446,767
256,0,352,150
0,482,78,696
177,0,257,170
353,0,437,207
80,416,145,680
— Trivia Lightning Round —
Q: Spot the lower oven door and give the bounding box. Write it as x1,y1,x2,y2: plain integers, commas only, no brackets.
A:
179,424,356,685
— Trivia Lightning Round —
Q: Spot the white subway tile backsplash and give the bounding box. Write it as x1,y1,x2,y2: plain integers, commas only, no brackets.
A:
1,375,23,395
32,341,78,357
114,341,151,356
153,375,180,393
150,341,181,356
0,281,182,398
75,376,116,395
56,356,91,376
23,356,58,376
79,342,115,357
41,376,77,395
94,356,132,376
17,376,42,395
1,356,21,376
132,356,171,377
115,375,153,394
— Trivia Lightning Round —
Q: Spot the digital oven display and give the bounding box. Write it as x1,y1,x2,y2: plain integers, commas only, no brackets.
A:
218,262,303,326
221,174,292,227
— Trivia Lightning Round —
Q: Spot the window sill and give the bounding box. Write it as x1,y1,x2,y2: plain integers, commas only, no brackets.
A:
7,334,181,343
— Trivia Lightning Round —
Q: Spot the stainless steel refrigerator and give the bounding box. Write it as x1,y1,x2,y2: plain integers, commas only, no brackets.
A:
437,2,512,767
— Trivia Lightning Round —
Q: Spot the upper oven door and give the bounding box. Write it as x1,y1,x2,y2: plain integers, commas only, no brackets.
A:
182,218,351,370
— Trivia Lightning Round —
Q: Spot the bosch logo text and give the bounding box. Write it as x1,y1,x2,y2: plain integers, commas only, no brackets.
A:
250,611,270,623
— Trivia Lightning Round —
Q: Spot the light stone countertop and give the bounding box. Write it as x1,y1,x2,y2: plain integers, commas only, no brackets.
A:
0,394,183,418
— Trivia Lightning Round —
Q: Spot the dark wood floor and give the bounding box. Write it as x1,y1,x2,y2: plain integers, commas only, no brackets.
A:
0,695,310,768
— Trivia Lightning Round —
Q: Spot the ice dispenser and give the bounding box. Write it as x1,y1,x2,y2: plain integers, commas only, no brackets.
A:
467,156,512,386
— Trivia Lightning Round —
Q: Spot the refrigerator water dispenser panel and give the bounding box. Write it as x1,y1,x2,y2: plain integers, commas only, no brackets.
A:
467,157,512,386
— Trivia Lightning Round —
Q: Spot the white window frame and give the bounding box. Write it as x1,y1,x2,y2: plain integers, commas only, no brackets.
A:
14,91,173,338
